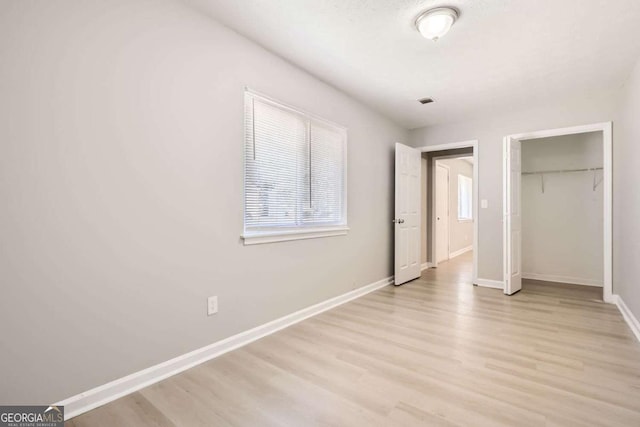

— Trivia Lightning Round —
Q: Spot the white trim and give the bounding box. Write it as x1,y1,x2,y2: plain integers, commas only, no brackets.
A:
242,226,349,245
522,273,603,287
508,122,609,142
503,136,509,294
416,140,479,284
57,275,393,420
602,122,612,303
474,278,504,289
472,141,479,285
613,294,640,342
421,262,434,271
503,122,613,303
449,245,473,259
418,140,478,152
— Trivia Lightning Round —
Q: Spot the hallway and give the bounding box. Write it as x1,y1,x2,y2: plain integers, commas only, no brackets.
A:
422,251,474,285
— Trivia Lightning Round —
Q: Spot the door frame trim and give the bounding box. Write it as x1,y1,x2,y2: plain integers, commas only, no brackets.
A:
503,122,612,302
416,140,479,285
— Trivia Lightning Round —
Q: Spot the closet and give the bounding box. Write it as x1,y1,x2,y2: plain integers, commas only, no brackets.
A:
521,131,604,289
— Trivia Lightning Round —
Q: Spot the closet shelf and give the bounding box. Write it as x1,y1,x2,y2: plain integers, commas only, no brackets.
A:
521,167,603,175
521,167,604,193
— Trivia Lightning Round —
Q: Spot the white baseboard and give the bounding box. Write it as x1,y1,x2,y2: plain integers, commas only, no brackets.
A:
613,294,640,342
57,275,394,420
522,272,603,287
449,245,473,259
474,278,504,289
421,262,434,271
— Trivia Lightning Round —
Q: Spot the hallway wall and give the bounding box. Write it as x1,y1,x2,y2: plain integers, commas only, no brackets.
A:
420,148,473,265
437,158,474,256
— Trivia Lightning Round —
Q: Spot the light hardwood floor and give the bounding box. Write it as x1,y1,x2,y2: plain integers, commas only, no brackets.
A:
67,252,640,426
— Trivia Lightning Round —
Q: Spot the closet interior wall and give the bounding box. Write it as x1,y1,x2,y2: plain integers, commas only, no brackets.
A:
521,131,604,287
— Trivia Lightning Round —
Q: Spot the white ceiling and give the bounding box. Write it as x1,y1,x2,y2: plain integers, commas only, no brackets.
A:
184,0,640,129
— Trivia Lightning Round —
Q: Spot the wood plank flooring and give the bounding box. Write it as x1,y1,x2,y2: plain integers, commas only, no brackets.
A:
67,252,640,426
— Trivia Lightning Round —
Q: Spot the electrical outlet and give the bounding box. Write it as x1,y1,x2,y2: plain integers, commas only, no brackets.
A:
207,296,218,316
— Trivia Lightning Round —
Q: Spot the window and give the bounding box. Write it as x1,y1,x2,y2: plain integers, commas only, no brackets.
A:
243,90,348,244
457,174,473,221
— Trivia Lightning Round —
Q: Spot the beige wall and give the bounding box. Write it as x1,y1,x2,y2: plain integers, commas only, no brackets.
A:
0,0,408,404
521,132,603,286
437,158,474,255
615,57,640,319
410,90,620,281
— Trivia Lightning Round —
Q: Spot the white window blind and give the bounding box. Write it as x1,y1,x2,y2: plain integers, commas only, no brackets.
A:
457,174,473,221
243,90,347,244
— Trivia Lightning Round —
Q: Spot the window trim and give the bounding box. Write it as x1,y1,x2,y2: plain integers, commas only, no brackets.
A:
242,88,348,244
242,225,350,245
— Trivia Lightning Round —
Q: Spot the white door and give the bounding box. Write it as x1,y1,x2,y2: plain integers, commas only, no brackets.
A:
436,163,450,263
504,137,522,295
394,143,422,285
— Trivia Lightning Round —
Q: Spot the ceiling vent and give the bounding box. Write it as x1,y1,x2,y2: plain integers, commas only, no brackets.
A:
418,98,434,105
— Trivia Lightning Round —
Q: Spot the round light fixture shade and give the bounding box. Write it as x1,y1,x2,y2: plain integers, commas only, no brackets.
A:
415,7,459,41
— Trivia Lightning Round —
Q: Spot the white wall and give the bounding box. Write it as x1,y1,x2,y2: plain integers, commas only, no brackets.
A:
410,90,620,281
615,57,640,320
0,0,408,404
437,158,473,256
521,133,603,286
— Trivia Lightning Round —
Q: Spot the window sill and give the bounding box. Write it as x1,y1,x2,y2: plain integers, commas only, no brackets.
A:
458,218,473,223
242,226,349,245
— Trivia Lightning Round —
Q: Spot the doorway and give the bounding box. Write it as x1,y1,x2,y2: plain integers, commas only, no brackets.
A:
393,140,479,286
418,141,479,285
503,123,612,301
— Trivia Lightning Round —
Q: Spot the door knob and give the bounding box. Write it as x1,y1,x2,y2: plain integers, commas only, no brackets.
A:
394,218,405,224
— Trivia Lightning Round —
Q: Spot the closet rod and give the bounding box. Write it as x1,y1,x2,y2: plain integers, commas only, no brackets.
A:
521,167,603,176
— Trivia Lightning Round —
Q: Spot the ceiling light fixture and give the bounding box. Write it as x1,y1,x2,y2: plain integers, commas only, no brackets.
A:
415,7,459,41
